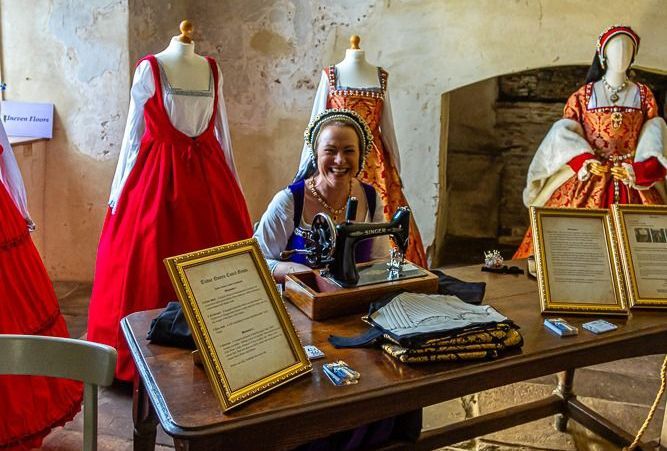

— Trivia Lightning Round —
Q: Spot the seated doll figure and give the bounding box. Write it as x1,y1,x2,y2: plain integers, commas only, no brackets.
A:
514,25,667,258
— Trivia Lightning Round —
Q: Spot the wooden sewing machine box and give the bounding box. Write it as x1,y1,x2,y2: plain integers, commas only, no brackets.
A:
283,261,439,320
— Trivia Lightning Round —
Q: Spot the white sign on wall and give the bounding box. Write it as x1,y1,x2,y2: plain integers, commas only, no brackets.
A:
1,101,54,139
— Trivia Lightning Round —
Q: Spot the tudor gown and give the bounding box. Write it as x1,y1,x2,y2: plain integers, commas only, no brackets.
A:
0,133,82,450
296,66,428,268
87,55,252,382
514,81,667,258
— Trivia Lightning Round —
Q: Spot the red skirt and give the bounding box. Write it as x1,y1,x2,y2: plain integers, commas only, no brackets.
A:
0,183,83,450
87,136,252,381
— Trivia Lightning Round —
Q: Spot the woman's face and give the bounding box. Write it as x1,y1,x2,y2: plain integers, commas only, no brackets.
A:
315,124,361,188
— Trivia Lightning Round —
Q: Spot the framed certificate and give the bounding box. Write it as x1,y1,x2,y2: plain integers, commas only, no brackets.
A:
530,207,628,315
612,204,667,308
164,238,312,411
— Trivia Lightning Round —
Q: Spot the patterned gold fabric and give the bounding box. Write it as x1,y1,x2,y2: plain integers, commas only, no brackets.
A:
382,324,523,364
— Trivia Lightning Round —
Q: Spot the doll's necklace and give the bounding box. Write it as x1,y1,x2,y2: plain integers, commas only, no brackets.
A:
308,178,351,221
602,75,628,103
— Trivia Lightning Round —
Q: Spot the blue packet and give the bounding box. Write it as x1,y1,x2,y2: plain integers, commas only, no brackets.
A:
322,361,360,386
544,318,578,336
582,319,617,334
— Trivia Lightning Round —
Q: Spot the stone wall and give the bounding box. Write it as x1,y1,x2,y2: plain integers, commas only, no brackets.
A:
1,0,129,279
5,1,667,280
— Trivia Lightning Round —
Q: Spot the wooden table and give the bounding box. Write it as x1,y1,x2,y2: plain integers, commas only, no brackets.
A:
122,262,667,450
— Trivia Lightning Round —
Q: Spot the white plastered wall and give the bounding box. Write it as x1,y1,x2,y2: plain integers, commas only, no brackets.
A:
3,0,667,280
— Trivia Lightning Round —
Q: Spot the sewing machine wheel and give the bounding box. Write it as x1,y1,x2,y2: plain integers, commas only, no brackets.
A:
308,213,336,265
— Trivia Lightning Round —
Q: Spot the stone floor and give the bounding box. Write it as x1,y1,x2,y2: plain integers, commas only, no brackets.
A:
38,281,665,450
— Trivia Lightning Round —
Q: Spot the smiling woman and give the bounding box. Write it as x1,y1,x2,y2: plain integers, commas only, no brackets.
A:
253,107,420,451
254,109,389,284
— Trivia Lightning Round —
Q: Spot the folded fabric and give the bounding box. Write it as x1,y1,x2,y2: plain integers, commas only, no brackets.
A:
368,292,511,345
146,301,196,349
329,292,521,350
381,326,523,364
430,269,486,304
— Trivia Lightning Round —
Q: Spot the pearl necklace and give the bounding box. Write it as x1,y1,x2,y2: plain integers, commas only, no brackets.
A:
307,178,352,222
602,75,628,103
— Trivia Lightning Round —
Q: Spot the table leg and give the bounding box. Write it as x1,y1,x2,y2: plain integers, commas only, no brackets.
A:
553,369,575,432
133,375,158,451
174,437,225,450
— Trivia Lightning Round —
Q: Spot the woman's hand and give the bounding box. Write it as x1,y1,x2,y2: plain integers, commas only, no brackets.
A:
588,161,609,177
26,218,36,232
272,262,312,284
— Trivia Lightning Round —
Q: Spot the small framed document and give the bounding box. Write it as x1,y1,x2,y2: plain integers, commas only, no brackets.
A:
530,207,628,315
164,238,312,411
612,204,667,309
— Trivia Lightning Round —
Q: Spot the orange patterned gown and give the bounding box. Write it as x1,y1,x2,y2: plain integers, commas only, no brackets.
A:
514,82,666,258
325,66,428,267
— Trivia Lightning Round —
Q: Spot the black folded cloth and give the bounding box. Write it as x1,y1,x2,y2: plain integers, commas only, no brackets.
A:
481,265,524,275
146,301,195,349
430,269,486,304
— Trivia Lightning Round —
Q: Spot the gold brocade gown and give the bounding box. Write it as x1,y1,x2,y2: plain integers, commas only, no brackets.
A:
514,82,664,259
326,66,428,267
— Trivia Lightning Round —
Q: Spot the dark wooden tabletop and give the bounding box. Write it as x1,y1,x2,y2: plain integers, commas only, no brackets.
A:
122,261,667,449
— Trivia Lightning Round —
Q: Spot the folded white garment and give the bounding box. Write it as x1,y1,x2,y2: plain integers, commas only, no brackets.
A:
369,293,508,338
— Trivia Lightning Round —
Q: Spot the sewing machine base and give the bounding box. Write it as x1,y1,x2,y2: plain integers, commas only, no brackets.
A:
284,260,439,320
325,261,428,288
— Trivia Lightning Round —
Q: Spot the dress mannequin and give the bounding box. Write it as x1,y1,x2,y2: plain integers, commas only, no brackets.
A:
88,21,252,381
335,35,381,88
294,35,428,267
155,22,209,91
514,25,667,259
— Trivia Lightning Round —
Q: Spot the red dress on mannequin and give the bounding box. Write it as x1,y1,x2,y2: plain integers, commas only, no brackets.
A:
87,56,252,382
0,146,83,450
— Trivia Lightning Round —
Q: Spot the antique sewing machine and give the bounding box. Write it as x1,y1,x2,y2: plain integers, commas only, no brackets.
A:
282,199,438,320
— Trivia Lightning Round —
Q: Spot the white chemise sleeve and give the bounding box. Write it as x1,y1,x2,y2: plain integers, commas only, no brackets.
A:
0,121,31,222
108,61,155,211
213,63,242,186
294,71,328,180
523,118,592,207
253,189,296,273
636,116,667,168
380,88,401,173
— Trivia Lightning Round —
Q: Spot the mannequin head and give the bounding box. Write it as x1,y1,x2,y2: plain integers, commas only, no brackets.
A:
601,35,637,73
585,25,640,83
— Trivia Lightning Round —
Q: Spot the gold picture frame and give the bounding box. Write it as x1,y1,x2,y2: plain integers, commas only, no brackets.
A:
164,238,312,412
611,204,667,309
530,207,628,315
